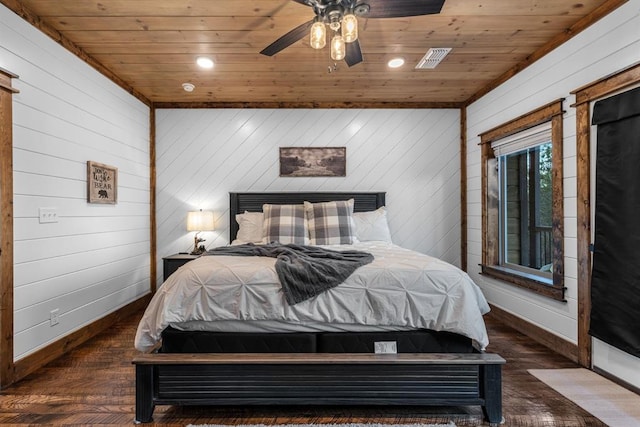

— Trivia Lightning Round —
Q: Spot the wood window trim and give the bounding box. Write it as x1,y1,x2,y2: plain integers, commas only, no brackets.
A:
481,265,562,301
571,61,640,368
479,99,565,301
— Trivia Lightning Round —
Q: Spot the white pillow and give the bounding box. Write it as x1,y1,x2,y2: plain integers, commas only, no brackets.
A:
235,211,264,243
352,207,392,243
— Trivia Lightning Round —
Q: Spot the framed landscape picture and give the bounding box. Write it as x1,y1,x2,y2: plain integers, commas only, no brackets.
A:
279,147,346,177
87,161,118,204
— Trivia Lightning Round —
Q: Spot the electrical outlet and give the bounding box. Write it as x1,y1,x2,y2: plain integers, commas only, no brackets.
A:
50,309,59,326
39,207,58,224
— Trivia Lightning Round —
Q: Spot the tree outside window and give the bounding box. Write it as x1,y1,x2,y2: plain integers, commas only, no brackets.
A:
501,142,553,274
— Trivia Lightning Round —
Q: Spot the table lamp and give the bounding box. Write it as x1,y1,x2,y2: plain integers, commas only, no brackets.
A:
186,209,214,254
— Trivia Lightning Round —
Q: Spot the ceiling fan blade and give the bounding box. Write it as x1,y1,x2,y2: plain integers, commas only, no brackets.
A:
260,19,315,56
362,0,446,18
291,0,315,6
345,39,363,67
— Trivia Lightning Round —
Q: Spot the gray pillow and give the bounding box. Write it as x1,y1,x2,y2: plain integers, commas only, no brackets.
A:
304,199,355,245
262,204,308,245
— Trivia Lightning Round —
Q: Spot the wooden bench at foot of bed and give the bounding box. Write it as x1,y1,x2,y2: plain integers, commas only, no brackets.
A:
132,352,506,425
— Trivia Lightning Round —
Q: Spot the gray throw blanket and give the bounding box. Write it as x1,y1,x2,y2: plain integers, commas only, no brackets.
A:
204,243,374,305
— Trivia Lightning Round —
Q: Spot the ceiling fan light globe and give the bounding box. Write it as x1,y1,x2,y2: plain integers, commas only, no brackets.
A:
310,21,326,49
331,34,346,61
342,14,358,43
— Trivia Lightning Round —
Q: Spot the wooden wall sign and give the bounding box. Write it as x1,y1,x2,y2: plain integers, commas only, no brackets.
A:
279,147,346,177
87,161,117,204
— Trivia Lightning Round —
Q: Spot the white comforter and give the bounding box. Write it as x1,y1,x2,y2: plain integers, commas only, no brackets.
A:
135,242,490,352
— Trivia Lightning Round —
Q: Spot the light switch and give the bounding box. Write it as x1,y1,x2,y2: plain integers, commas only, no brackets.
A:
39,207,58,223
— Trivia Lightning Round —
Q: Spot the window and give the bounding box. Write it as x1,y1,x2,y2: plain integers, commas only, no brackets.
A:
496,123,553,278
480,100,565,301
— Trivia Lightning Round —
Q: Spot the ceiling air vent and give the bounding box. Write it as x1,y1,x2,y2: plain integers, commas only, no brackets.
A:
415,48,452,69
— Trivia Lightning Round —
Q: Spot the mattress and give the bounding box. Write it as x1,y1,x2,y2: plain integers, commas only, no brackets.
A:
135,241,490,352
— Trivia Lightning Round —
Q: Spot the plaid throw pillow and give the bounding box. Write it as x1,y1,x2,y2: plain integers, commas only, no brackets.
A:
262,204,308,244
304,199,356,245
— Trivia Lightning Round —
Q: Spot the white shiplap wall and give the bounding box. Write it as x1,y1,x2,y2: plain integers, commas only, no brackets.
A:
156,108,461,286
0,5,151,360
466,0,640,387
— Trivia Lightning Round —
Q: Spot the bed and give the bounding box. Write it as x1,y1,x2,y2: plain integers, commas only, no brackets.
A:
133,192,504,425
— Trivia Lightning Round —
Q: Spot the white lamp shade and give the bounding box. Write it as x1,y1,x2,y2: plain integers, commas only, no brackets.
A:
187,210,214,231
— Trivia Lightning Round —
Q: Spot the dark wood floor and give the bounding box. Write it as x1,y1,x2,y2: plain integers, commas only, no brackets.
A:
0,310,608,426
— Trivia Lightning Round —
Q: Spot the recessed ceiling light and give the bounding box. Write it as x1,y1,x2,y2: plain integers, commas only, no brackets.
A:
387,57,405,69
182,82,195,92
196,56,214,69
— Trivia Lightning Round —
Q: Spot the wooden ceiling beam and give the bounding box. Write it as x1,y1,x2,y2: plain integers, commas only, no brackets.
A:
152,101,465,109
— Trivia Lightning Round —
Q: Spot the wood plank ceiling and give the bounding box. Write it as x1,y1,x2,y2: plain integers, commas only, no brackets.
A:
3,0,626,105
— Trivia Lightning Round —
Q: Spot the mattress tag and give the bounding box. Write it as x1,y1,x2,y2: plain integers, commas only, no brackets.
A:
374,341,397,354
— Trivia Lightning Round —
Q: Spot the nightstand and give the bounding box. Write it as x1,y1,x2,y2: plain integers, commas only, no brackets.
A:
162,254,200,281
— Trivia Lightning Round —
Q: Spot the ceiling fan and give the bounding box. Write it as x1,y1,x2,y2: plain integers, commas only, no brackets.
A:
260,0,446,67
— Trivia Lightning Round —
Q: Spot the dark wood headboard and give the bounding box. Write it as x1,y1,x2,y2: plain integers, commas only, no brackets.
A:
229,192,386,241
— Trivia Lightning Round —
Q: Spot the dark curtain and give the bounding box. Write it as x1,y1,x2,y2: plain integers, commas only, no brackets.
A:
590,85,640,358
